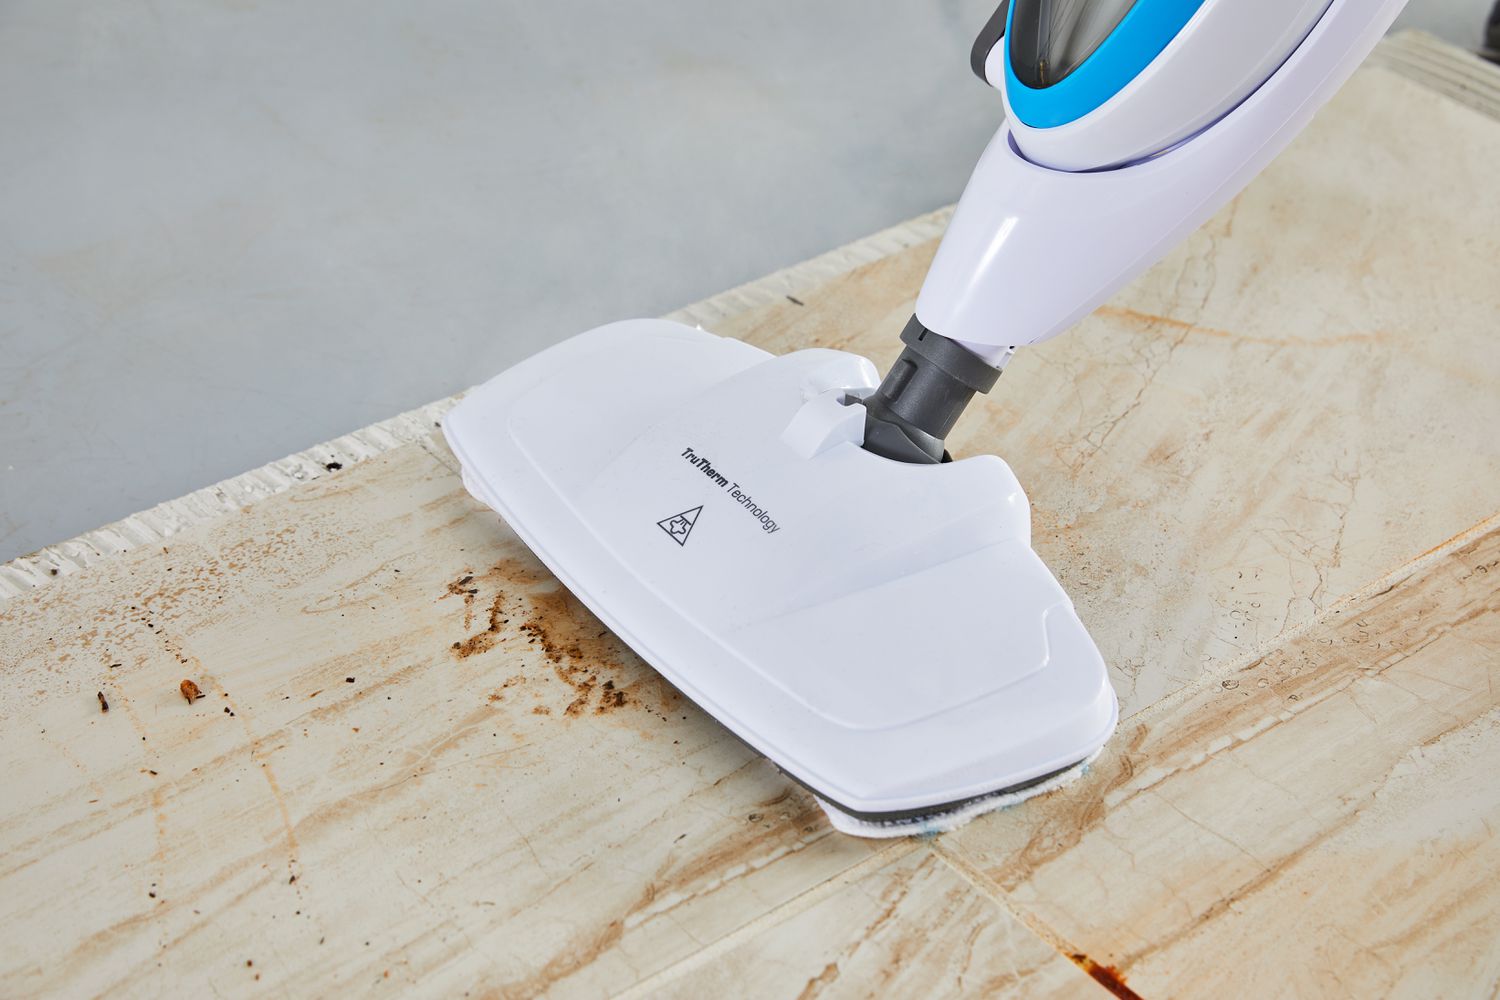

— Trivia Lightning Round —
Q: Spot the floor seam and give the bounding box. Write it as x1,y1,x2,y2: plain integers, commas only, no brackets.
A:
609,838,919,1000
920,510,1500,1000
1123,509,1500,733
926,841,1146,999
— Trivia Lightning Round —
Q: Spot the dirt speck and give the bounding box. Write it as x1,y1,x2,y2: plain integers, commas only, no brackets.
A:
596,685,627,713
180,679,203,703
97,691,109,713
442,572,483,629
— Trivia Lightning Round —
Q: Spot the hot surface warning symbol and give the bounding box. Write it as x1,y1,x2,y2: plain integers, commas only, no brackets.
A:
657,505,702,547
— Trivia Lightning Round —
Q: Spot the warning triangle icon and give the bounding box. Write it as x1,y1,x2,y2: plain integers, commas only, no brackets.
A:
657,505,703,547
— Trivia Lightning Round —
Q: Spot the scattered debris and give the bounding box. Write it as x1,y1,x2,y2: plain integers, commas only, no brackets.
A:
324,461,343,471
97,691,109,713
345,676,355,684
180,679,204,703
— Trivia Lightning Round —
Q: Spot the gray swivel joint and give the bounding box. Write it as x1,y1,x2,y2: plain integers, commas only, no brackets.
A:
860,315,1004,464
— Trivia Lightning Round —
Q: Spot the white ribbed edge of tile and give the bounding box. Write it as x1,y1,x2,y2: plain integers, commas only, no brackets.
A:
0,208,954,602
0,400,463,601
1371,30,1500,117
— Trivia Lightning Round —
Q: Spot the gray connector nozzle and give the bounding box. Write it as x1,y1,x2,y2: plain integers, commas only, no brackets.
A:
860,316,1004,464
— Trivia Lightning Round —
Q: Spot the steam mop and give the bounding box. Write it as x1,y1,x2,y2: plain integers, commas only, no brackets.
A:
444,0,1408,837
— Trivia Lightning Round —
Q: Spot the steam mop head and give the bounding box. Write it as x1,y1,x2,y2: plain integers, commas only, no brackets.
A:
443,320,1117,837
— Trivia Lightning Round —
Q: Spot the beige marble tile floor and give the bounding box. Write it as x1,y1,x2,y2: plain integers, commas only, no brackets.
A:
1,33,1497,999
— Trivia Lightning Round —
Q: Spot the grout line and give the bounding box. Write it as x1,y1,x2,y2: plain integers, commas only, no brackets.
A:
1123,509,1500,732
921,511,1499,994
925,840,1081,956
609,839,919,1000
927,842,1146,1000
927,507,1499,992
417,427,463,476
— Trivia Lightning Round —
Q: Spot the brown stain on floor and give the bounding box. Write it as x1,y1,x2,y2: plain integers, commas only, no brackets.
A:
443,559,682,721
441,574,479,630
1070,954,1142,1000
518,585,636,718
450,592,507,659
1095,304,1390,350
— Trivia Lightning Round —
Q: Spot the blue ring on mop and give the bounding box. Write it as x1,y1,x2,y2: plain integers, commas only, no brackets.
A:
1005,0,1209,128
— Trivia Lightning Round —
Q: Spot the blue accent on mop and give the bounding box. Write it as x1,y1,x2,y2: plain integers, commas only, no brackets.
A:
1004,0,1209,128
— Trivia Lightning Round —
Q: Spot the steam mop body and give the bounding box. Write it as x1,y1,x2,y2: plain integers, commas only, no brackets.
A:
446,0,1405,834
